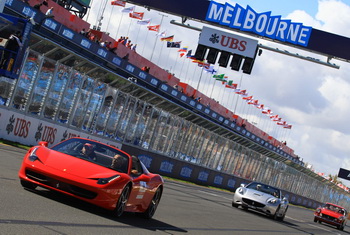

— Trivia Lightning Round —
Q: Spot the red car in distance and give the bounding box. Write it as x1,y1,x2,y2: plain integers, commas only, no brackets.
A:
19,137,164,219
314,202,348,230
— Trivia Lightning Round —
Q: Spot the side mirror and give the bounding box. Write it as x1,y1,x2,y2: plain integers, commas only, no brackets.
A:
133,174,151,183
38,141,48,147
240,183,246,188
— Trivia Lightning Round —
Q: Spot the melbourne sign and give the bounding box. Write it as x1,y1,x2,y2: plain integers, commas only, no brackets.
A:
205,1,312,47
199,26,258,57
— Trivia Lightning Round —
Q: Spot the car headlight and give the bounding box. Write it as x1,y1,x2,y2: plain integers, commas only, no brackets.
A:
237,187,245,195
97,175,121,185
267,198,278,204
338,216,345,222
28,148,39,162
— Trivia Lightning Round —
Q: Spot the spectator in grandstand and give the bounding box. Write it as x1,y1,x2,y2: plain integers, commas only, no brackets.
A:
80,28,87,36
131,44,137,52
141,66,150,73
0,31,23,71
45,7,54,18
194,97,202,103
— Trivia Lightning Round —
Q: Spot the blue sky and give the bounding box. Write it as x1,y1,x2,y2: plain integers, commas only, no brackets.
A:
86,0,350,183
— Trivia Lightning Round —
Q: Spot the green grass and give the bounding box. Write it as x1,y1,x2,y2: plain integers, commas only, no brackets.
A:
0,138,31,150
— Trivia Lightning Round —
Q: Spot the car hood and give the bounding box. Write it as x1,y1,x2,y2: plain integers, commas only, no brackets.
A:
245,189,277,202
37,147,117,179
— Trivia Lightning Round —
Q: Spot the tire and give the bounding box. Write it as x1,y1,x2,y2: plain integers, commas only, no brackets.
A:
20,180,37,190
241,205,248,210
141,187,162,219
278,206,288,221
272,206,280,220
232,202,238,208
114,185,130,217
314,217,317,223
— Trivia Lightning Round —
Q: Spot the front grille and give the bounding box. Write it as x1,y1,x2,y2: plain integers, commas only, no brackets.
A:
321,214,336,221
25,169,97,199
242,198,265,208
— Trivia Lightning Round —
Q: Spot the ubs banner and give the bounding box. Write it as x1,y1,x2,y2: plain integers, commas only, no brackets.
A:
0,107,122,149
199,26,258,57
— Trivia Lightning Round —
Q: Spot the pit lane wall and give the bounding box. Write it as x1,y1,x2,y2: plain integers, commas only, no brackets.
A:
0,106,348,209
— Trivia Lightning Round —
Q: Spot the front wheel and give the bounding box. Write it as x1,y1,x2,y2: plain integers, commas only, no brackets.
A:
141,187,162,219
232,202,238,208
20,180,37,190
314,217,317,223
114,185,130,217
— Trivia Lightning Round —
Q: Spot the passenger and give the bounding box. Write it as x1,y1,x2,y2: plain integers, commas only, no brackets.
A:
111,154,127,173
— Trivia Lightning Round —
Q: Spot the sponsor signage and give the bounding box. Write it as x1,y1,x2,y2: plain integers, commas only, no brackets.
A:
206,1,312,47
338,168,350,181
199,26,258,57
123,0,350,61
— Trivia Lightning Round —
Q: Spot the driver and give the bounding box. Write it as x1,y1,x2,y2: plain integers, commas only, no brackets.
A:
81,143,96,161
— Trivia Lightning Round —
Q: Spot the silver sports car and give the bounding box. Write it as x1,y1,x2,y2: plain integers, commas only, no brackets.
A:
232,182,289,221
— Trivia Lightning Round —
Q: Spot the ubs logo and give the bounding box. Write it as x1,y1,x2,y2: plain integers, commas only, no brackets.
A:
6,115,31,138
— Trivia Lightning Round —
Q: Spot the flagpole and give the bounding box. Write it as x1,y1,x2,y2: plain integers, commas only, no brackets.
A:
115,12,124,39
157,41,165,65
105,5,114,33
196,67,204,91
233,74,244,114
179,56,186,78
183,58,191,83
141,29,149,55
126,15,133,37
209,67,219,98
135,24,141,44
150,13,167,62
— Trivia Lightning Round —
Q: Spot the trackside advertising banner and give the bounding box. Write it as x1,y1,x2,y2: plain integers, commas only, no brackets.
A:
199,26,258,57
124,0,350,61
0,107,122,149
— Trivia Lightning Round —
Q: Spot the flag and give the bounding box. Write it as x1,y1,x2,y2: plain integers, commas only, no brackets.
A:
213,74,225,79
178,46,188,52
179,53,185,57
121,6,135,13
157,30,166,37
111,0,126,6
204,65,217,74
277,120,286,126
236,89,247,95
225,81,237,89
197,61,210,69
137,19,151,25
243,95,253,100
248,99,259,105
161,35,174,41
262,107,272,115
283,124,292,129
147,25,160,32
256,104,264,109
129,12,144,20
167,41,181,48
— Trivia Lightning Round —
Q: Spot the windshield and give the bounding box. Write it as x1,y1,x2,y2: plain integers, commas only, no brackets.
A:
324,204,346,214
51,138,129,173
247,182,281,198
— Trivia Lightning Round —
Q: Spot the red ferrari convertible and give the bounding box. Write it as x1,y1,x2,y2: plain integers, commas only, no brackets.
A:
18,137,164,219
